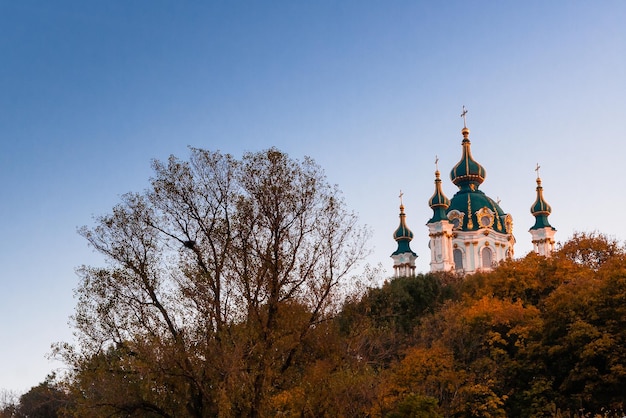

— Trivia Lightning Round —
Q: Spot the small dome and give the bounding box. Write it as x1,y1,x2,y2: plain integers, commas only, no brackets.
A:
531,178,551,215
428,170,450,223
530,177,554,230
392,203,417,256
450,128,486,190
393,204,414,241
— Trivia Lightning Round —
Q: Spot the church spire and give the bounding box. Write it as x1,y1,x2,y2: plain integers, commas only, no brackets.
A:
391,192,417,277
428,156,450,222
529,164,556,256
530,164,553,230
392,192,415,253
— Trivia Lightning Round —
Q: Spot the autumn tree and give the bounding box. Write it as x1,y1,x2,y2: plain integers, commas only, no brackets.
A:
540,253,626,411
267,317,381,417
556,231,623,271
57,148,368,417
377,234,626,417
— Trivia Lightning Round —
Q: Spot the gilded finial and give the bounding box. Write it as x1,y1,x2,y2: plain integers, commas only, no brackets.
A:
399,190,404,210
435,155,439,172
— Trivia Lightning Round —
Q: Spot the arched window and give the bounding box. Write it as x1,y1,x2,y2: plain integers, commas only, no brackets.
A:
453,248,463,271
482,247,493,269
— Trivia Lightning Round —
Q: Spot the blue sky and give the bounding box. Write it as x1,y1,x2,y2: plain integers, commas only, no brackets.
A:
1,1,625,393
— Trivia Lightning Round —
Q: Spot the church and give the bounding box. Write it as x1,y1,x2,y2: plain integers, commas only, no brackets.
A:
391,110,556,277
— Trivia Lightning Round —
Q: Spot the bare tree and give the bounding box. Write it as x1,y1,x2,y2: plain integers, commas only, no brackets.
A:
0,389,18,418
58,148,369,417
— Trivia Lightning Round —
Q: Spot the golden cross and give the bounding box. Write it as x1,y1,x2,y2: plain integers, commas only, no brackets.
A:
399,190,404,205
435,155,439,171
535,163,541,178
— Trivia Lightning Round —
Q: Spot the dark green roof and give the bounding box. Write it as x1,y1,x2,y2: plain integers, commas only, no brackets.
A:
428,207,448,224
428,170,450,223
530,215,554,230
391,240,417,256
393,220,414,241
530,178,553,230
392,205,417,256
447,189,509,234
450,135,486,190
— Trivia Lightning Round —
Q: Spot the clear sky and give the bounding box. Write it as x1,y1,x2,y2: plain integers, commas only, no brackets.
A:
1,1,625,393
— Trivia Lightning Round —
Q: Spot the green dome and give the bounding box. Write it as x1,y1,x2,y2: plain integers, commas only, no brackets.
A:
530,177,554,230
428,170,450,223
392,204,417,256
442,126,513,234
447,189,511,234
450,128,486,190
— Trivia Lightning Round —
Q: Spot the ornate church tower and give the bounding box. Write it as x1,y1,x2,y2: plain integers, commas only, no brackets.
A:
427,160,455,271
391,194,418,277
529,166,556,256
429,109,516,274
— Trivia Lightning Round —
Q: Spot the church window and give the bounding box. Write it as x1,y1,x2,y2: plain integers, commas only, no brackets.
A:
453,249,463,271
448,210,464,230
476,207,495,229
482,247,493,268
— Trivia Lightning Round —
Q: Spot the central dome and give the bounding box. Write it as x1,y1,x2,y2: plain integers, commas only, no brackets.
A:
446,126,512,235
450,127,486,190
448,189,510,233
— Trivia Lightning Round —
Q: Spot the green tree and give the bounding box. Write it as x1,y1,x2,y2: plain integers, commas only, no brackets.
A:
359,273,453,334
337,273,454,369
58,148,369,417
